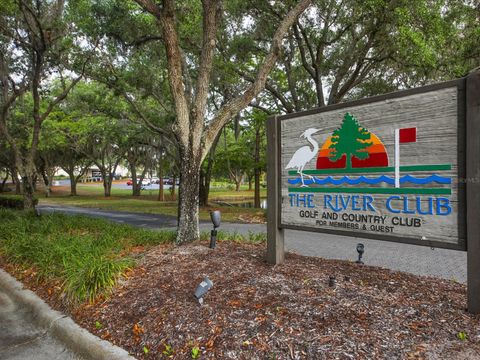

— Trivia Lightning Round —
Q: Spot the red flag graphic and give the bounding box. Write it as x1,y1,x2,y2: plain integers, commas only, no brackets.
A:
399,127,416,143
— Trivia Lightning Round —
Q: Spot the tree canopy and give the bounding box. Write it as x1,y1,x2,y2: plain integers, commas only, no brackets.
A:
0,0,478,243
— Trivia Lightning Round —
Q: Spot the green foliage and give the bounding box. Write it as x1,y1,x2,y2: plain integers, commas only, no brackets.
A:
95,321,103,329
143,346,149,354
0,195,38,210
191,346,201,359
0,209,175,303
457,331,467,341
214,126,254,183
247,231,267,244
162,344,174,357
329,113,372,169
230,0,480,110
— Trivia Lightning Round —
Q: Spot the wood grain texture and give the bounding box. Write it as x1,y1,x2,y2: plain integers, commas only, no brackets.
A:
279,86,465,248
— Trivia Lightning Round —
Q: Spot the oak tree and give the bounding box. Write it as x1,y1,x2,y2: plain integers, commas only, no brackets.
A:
133,0,312,243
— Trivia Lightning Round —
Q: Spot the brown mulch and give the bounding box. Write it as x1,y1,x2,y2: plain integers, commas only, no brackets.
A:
4,242,480,359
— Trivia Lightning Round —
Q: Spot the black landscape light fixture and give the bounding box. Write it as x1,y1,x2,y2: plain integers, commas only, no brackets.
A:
194,277,213,305
209,210,221,249
356,243,365,264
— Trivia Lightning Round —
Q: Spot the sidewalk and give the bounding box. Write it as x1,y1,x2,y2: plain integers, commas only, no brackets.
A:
0,288,79,360
0,269,134,360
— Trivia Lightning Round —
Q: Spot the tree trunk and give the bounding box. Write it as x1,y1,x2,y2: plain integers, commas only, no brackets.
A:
131,166,141,196
0,171,8,192
31,174,38,192
254,171,261,208
232,171,243,192
21,174,36,209
63,165,82,196
170,175,176,197
199,133,220,206
138,168,148,196
40,169,49,189
44,179,51,198
254,127,261,208
45,170,55,198
158,151,164,201
8,167,20,194
176,152,200,245
158,176,164,201
70,176,78,196
103,174,112,197
248,176,253,191
199,169,207,206
65,169,78,196
14,171,21,194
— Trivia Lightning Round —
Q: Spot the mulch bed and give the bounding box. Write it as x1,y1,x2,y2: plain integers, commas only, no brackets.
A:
4,241,480,359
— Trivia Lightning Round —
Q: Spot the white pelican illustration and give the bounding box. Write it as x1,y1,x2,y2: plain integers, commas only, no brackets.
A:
285,128,321,187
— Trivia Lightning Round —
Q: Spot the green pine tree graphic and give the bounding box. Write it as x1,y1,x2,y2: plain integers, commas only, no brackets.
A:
328,113,372,169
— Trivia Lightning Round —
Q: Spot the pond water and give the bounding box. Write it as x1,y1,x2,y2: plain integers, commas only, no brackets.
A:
212,199,267,209
52,180,173,190
52,179,71,186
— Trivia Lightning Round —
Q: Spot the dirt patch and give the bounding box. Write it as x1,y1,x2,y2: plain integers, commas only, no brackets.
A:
4,242,480,359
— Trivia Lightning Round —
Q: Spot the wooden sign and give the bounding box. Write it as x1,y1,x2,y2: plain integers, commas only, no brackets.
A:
279,81,465,250
266,72,480,313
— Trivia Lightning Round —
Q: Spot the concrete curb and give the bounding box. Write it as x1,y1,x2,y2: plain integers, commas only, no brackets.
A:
0,268,135,360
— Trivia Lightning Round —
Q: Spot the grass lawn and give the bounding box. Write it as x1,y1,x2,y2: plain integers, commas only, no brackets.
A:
38,182,266,223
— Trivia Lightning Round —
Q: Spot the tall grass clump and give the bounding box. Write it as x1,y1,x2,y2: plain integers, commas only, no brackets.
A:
0,209,175,303
63,253,135,303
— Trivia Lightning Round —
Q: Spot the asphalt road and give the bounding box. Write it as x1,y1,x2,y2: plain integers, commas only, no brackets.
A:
38,204,467,283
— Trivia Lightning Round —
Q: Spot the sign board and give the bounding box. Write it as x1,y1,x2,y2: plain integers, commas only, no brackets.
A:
266,72,480,313
278,80,465,250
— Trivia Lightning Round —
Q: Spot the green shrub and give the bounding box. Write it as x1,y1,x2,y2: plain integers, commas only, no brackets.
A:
0,195,38,209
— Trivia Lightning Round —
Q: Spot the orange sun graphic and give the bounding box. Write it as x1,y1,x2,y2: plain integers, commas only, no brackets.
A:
316,132,389,169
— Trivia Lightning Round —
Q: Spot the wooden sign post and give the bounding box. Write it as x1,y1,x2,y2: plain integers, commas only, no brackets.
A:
266,115,284,265
267,71,480,313
466,70,480,313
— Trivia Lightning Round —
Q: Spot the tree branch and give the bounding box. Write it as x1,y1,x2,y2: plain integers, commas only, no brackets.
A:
135,0,190,147
235,68,293,113
292,23,315,78
201,0,312,160
192,0,222,146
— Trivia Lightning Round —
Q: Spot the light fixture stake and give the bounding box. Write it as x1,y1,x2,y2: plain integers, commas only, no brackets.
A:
356,243,365,264
209,211,221,249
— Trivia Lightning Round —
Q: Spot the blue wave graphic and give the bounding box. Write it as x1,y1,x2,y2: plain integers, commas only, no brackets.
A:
287,174,451,186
